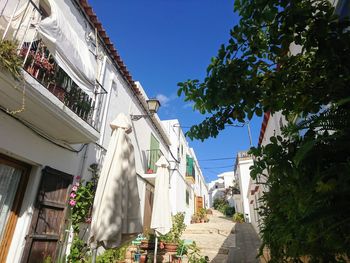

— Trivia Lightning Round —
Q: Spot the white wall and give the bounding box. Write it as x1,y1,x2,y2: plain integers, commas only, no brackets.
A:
236,157,254,222
162,120,208,224
248,111,286,234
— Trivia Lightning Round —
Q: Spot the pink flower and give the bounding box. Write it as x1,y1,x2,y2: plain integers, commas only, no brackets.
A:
72,186,78,192
75,182,80,187
70,192,76,198
85,217,92,223
69,200,76,206
75,176,81,180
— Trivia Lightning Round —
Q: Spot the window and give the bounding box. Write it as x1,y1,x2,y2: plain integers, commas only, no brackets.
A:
186,155,195,177
185,190,189,206
0,155,30,262
147,134,160,173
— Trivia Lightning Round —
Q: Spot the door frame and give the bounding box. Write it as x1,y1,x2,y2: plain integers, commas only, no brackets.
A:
21,166,73,263
0,154,31,263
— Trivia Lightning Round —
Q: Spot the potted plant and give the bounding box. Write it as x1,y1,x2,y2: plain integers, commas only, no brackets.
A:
190,214,198,224
140,230,155,251
160,212,186,252
146,168,154,174
198,208,206,223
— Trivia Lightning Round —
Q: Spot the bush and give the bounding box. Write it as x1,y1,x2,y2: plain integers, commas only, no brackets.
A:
232,213,244,223
213,197,235,216
213,197,227,210
224,206,235,217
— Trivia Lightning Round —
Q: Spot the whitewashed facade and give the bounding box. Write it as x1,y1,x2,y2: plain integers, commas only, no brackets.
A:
162,120,208,225
208,171,236,208
0,0,171,262
248,111,286,233
234,151,254,223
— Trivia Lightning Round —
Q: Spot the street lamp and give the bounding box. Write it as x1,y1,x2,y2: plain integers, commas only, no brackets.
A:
130,98,161,121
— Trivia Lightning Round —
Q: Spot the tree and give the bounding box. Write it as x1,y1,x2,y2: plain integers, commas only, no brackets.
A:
178,0,350,261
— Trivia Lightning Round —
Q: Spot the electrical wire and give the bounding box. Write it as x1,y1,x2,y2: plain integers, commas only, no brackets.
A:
199,157,236,161
174,123,246,129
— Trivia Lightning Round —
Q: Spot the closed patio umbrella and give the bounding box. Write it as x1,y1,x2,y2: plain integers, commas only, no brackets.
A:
150,155,172,263
89,113,142,260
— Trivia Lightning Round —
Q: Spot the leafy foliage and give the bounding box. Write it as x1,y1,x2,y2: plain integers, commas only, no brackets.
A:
213,197,235,216
177,0,350,261
66,236,88,263
160,212,187,243
0,40,22,81
70,164,99,232
68,164,100,262
250,118,350,262
232,213,244,223
96,243,128,263
185,242,209,263
178,0,350,141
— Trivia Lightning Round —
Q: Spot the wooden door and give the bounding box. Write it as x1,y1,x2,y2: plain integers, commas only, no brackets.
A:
143,183,154,232
195,196,203,212
21,167,73,263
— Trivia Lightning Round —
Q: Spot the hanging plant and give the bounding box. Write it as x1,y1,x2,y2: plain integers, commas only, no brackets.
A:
0,40,23,81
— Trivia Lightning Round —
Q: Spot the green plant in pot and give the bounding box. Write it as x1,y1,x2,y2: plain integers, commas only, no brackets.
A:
140,229,155,251
160,212,186,252
0,40,22,81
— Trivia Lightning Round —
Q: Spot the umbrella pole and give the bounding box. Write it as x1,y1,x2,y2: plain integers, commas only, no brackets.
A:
92,248,97,263
154,236,158,263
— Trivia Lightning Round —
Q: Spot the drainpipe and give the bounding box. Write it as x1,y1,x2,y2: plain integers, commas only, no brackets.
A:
98,57,112,147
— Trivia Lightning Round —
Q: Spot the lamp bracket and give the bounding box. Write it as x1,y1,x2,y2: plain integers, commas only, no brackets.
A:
130,114,153,121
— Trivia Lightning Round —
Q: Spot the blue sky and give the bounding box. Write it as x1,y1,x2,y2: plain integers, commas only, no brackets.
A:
88,0,262,182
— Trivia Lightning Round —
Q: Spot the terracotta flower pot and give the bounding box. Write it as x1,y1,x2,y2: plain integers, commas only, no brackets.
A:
164,242,178,252
140,254,148,263
171,254,182,263
140,240,155,250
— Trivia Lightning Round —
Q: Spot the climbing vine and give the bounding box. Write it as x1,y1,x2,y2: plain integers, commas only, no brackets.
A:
67,164,99,263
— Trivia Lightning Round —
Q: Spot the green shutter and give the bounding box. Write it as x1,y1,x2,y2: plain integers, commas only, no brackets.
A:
149,134,160,172
186,155,194,176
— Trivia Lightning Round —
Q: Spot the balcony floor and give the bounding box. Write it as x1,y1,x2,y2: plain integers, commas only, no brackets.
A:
0,70,99,144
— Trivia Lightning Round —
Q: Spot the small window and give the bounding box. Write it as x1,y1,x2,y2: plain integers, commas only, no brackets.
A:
185,190,189,205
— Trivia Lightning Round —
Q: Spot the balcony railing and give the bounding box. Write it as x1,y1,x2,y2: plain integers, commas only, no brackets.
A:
186,165,195,183
19,41,96,126
145,149,164,174
0,1,104,131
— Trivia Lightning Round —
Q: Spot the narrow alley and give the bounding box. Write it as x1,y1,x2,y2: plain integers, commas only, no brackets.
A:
181,210,261,263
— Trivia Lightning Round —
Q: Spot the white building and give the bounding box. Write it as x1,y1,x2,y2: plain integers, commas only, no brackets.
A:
208,171,236,207
248,111,286,233
0,0,172,262
162,119,208,225
234,151,254,222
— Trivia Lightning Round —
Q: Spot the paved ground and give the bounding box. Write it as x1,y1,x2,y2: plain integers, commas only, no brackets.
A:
227,223,261,263
180,210,261,263
181,210,235,262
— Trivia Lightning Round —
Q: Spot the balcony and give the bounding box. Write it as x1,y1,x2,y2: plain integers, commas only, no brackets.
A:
0,1,105,143
186,172,195,184
186,155,195,184
141,149,164,185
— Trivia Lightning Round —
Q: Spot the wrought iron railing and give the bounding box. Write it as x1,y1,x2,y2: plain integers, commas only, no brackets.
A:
0,1,104,131
19,41,96,125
